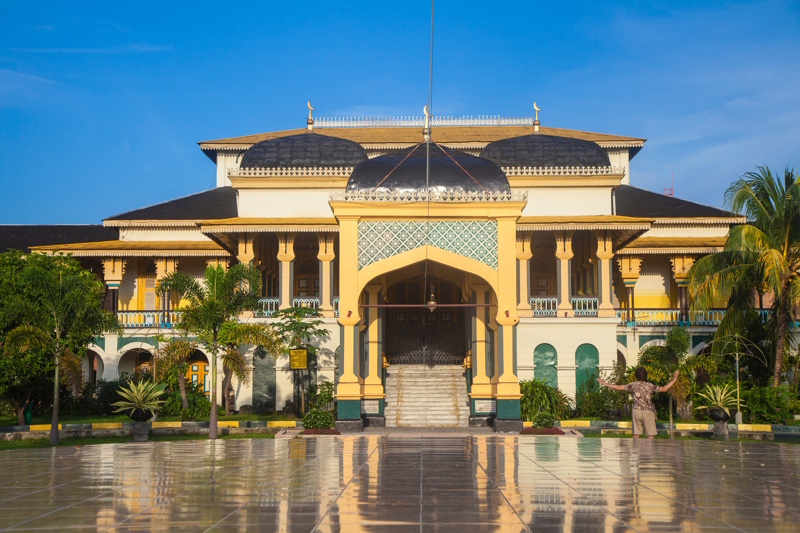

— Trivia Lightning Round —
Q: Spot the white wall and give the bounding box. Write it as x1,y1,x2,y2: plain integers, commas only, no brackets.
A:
516,317,618,398
521,188,612,217
641,225,730,238
605,149,631,185
238,189,336,218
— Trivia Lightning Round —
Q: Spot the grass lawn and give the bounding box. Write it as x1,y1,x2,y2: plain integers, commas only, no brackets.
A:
0,432,275,451
0,412,295,427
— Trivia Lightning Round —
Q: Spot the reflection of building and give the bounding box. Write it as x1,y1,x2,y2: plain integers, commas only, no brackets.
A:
0,109,741,430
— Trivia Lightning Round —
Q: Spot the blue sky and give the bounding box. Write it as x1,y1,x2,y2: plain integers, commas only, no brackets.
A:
1,1,798,223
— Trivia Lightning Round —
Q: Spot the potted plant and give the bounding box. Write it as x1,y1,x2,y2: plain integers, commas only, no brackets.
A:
112,380,167,442
694,383,741,439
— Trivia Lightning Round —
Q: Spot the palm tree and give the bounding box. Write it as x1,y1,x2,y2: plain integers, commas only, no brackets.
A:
2,253,117,445
217,322,281,415
688,166,800,387
157,264,261,439
154,338,197,411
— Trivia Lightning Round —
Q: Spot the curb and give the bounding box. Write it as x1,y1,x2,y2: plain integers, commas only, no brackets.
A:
539,420,800,437
0,420,303,439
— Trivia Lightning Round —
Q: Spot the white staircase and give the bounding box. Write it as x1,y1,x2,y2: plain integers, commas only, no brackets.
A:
384,365,470,427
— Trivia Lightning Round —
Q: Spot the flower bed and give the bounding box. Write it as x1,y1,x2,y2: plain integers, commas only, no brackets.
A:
520,427,565,435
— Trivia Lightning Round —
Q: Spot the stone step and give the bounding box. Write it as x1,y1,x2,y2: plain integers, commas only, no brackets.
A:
384,364,470,428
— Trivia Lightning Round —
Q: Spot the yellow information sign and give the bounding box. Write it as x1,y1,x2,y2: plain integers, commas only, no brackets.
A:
289,348,308,370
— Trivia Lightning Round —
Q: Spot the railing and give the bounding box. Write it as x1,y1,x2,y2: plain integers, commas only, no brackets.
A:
634,308,682,326
293,298,320,310
256,298,280,317
118,311,182,329
333,297,339,318
616,309,626,325
530,297,557,316
571,297,598,316
692,309,725,326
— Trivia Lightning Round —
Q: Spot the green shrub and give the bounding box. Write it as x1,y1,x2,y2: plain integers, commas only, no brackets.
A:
161,382,211,421
742,385,799,425
574,369,629,418
532,412,556,429
302,408,335,429
519,379,572,421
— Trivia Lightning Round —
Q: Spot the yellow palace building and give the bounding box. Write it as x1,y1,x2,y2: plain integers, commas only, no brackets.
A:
0,107,742,431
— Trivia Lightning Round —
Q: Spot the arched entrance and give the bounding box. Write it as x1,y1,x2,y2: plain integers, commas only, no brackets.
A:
362,260,498,427
118,349,154,377
83,350,105,384
186,350,210,395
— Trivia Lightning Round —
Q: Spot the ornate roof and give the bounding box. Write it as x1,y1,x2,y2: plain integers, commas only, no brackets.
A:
346,143,509,195
239,132,367,168
480,134,611,168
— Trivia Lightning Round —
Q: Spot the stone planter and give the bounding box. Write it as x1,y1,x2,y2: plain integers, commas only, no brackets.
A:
132,421,150,442
129,409,153,442
708,408,730,440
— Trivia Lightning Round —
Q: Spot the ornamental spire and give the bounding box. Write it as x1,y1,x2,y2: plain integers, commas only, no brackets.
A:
422,104,431,141
533,102,541,133
306,100,315,131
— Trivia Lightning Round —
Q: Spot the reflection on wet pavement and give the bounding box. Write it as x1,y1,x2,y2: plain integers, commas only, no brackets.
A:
0,435,798,531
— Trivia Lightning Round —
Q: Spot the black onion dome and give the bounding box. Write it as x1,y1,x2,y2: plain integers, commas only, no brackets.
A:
240,132,367,168
347,144,509,194
480,134,611,168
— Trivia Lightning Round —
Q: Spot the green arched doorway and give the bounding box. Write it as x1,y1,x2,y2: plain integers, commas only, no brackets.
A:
533,343,558,387
575,343,599,391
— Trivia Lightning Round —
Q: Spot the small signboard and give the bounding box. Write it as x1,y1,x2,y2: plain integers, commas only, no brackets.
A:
474,399,497,414
289,348,307,370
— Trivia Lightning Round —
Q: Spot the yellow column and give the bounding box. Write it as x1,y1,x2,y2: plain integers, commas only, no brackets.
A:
276,233,295,309
495,217,521,401
617,256,641,321
335,216,361,406
237,233,255,264
555,231,574,317
155,258,178,314
516,232,533,317
671,255,695,321
470,284,492,398
317,233,336,317
206,258,229,271
362,285,384,398
595,230,616,318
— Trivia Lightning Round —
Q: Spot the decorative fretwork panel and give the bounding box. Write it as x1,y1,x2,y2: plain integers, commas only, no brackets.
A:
358,220,498,270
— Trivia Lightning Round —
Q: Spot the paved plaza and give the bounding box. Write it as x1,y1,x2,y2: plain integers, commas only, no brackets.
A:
0,434,799,532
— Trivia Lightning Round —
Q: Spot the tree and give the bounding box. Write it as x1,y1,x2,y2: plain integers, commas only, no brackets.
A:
688,166,800,386
154,337,197,411
216,322,281,415
1,252,117,444
274,307,329,415
634,327,716,420
157,264,261,439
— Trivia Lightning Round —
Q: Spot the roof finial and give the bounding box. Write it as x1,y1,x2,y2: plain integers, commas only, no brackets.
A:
423,104,431,141
533,102,541,133
307,100,315,131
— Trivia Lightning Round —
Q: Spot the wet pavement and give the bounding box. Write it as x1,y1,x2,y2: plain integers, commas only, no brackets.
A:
0,435,799,532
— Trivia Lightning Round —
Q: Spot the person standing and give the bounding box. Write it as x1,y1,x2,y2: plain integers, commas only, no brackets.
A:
597,367,679,439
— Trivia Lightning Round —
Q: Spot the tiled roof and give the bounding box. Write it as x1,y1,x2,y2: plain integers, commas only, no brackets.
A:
615,185,736,219
481,134,612,168
105,187,237,224
240,132,367,168
29,240,229,257
0,225,118,254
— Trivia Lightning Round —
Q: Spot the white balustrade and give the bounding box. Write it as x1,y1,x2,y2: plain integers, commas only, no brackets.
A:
571,297,598,316
692,309,724,326
333,297,340,318
634,308,681,326
257,298,280,317
616,309,626,325
530,297,557,316
293,298,320,310
117,310,182,329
